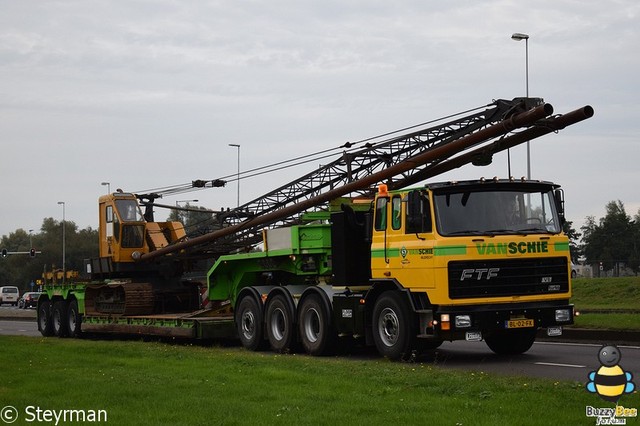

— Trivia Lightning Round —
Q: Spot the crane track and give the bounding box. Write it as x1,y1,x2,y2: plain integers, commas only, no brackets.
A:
85,282,155,316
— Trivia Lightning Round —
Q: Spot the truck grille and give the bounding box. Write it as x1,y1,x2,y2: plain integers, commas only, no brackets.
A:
448,257,568,299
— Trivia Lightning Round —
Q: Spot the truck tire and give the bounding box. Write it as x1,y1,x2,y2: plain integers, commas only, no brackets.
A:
266,294,295,353
236,295,266,351
38,301,54,337
485,328,537,355
52,300,69,337
298,294,335,356
372,291,415,360
67,300,82,338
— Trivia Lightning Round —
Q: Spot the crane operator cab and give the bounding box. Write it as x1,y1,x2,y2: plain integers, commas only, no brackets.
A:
97,192,186,266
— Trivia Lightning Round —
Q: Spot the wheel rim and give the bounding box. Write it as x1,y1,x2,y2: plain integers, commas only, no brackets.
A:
270,307,286,341
378,307,399,347
241,310,256,340
68,308,77,332
53,309,62,331
39,307,48,329
302,308,321,344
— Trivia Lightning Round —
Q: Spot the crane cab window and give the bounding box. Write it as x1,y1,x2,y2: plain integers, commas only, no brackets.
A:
105,205,114,238
374,197,388,231
115,199,144,222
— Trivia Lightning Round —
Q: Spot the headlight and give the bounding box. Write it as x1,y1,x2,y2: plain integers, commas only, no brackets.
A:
455,315,472,328
555,309,571,322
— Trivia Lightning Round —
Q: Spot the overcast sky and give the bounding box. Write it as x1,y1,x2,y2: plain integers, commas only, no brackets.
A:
1,1,638,238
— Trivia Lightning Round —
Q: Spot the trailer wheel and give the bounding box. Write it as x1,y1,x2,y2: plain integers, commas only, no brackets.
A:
266,294,295,353
485,328,537,355
52,300,69,337
372,291,414,360
236,296,266,351
38,301,54,337
67,300,82,338
298,294,335,356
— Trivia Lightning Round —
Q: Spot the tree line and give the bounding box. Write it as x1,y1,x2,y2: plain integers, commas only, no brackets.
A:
579,200,640,276
0,218,98,292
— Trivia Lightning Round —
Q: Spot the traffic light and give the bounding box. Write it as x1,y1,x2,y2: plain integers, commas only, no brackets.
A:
29,248,36,258
1,248,6,258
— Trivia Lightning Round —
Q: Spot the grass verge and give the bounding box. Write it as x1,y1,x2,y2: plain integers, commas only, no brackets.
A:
570,277,640,330
571,277,640,310
0,336,611,425
573,313,640,330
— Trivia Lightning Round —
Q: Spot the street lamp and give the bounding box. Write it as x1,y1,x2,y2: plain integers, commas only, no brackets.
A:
101,182,111,193
57,201,66,284
228,144,241,207
511,32,531,179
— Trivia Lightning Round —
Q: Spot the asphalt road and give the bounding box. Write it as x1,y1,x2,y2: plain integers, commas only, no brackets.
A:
429,340,640,383
1,316,637,383
0,319,40,337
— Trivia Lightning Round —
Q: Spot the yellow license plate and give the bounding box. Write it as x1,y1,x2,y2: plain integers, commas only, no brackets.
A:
506,319,535,329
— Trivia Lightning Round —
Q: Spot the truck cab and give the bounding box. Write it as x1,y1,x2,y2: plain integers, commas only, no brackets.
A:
369,179,573,354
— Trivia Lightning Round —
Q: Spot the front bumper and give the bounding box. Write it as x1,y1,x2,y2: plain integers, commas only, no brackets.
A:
419,300,573,341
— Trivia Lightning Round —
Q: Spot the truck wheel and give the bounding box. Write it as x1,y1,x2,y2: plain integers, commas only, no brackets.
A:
236,296,266,351
372,291,415,360
485,329,537,355
52,300,70,337
298,294,335,356
266,294,295,353
38,301,54,337
67,300,82,338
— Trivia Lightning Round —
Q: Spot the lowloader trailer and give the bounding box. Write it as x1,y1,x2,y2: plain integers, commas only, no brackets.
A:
41,180,575,359
37,99,593,360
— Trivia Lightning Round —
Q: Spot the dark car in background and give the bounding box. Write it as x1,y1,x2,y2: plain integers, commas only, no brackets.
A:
18,292,41,309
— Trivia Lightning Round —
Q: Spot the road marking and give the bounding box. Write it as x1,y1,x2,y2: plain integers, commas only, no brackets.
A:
536,341,640,350
534,362,586,368
535,341,602,348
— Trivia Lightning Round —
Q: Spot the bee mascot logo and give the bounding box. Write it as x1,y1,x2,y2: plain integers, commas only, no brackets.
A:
586,344,635,403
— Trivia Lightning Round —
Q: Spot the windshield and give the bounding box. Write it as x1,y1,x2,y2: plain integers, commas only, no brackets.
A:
115,199,144,222
433,188,561,236
2,288,18,293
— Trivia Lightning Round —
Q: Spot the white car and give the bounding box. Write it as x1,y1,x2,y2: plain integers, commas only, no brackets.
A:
0,286,20,306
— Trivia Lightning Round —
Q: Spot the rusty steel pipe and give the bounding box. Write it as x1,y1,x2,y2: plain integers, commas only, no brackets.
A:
139,103,554,262
391,105,594,189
